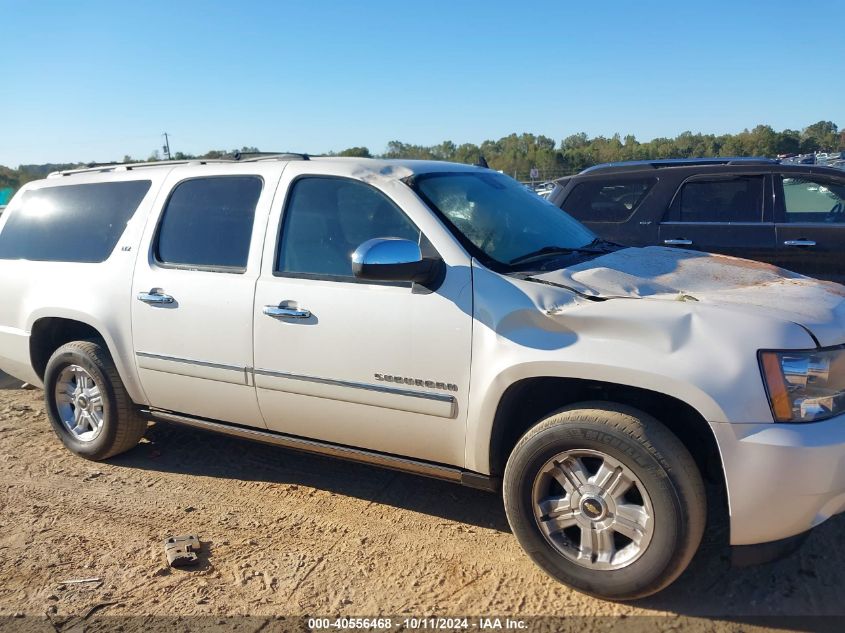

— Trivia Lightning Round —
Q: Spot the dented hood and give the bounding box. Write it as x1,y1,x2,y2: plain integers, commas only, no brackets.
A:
531,246,845,347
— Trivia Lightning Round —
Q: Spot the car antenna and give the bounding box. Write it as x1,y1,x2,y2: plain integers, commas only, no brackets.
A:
475,156,489,168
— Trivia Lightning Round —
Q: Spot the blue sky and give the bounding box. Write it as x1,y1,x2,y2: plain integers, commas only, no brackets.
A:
1,0,842,166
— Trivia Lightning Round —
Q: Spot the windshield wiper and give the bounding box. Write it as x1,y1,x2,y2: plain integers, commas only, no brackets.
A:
508,238,616,265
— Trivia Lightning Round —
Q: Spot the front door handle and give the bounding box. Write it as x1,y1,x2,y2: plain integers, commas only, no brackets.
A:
784,240,816,247
263,305,311,319
137,289,175,305
664,239,693,246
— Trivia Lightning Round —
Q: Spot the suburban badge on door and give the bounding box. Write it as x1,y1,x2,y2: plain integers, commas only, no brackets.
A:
374,373,459,392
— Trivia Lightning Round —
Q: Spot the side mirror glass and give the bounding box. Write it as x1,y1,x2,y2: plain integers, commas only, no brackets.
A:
352,238,440,284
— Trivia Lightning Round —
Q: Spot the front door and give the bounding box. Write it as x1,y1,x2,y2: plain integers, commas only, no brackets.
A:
131,166,280,426
253,166,473,466
772,173,845,282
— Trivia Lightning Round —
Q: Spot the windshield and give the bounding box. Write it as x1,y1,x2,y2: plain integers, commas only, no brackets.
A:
409,171,596,271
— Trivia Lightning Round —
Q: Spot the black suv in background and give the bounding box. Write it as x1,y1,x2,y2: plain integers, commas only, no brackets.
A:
549,158,845,282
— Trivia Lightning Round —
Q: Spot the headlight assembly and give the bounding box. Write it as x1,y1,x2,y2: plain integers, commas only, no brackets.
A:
759,346,845,422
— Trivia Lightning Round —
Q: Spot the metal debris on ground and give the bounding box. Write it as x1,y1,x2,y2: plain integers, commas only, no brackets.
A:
57,577,102,585
164,534,202,567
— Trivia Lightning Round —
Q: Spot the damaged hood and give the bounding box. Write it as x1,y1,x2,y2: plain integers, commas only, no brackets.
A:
529,246,845,347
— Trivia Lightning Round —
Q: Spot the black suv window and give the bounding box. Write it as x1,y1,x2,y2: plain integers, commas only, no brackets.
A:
780,176,845,223
277,177,420,279
564,178,655,222
0,180,151,263
155,176,262,271
677,176,764,223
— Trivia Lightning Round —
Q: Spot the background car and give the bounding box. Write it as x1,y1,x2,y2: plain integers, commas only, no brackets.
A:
549,158,845,283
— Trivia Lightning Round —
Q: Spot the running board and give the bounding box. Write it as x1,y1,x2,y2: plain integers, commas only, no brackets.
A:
141,408,498,491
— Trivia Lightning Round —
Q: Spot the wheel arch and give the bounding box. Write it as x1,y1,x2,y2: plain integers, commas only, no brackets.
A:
487,376,726,497
28,314,146,404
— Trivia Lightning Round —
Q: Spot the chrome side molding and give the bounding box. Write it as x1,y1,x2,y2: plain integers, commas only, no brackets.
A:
136,351,252,386
135,353,457,416
142,408,495,490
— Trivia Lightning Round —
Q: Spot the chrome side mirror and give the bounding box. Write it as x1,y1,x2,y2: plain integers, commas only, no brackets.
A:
352,238,441,284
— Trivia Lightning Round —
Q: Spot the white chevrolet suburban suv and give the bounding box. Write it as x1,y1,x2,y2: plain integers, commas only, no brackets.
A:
1,155,845,599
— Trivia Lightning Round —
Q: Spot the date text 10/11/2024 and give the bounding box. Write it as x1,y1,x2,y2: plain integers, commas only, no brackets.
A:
307,617,528,630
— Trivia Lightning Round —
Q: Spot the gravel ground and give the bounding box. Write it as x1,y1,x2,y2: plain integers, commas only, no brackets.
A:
0,375,843,632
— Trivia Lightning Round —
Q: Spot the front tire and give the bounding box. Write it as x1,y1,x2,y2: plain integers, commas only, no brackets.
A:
503,402,705,600
44,340,148,461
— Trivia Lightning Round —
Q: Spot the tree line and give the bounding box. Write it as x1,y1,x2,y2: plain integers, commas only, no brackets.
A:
1,121,841,197
371,120,843,181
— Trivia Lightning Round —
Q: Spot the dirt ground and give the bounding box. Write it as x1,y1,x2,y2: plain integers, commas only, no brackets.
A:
0,374,844,631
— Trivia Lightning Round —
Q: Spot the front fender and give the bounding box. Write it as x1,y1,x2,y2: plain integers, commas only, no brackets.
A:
464,267,816,474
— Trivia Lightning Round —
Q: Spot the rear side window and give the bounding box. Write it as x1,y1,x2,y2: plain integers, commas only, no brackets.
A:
677,176,764,223
563,178,655,222
155,176,262,271
0,181,151,262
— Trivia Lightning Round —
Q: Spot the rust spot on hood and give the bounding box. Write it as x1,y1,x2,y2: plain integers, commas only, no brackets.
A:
697,252,796,275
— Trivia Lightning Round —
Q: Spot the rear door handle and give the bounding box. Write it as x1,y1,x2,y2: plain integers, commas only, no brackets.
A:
137,289,175,305
263,305,311,319
784,240,816,247
663,239,693,246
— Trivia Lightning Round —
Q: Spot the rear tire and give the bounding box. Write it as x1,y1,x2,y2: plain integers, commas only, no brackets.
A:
503,401,705,600
44,339,148,460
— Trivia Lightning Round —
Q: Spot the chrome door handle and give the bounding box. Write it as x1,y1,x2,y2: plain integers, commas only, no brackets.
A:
664,239,693,246
137,289,175,304
784,240,816,247
263,305,311,319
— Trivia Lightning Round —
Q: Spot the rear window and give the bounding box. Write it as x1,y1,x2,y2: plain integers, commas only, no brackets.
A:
563,178,655,222
154,176,262,271
0,181,151,263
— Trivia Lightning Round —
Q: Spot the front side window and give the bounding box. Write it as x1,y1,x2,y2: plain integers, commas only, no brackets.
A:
564,178,656,223
781,176,845,223
277,177,420,278
155,176,262,271
410,171,595,269
0,180,151,263
677,176,764,223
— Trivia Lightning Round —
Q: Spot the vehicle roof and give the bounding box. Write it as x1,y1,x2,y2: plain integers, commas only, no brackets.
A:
556,158,845,182
46,156,485,180
579,157,777,174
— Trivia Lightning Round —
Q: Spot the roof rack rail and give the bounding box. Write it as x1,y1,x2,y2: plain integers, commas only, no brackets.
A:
579,157,777,174
48,152,310,178
229,151,310,161
48,159,236,178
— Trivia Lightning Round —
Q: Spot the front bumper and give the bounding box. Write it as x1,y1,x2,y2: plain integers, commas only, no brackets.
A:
712,414,845,545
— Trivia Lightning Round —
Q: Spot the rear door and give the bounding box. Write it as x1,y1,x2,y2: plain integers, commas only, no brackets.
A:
131,164,281,427
658,173,777,260
773,173,845,282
